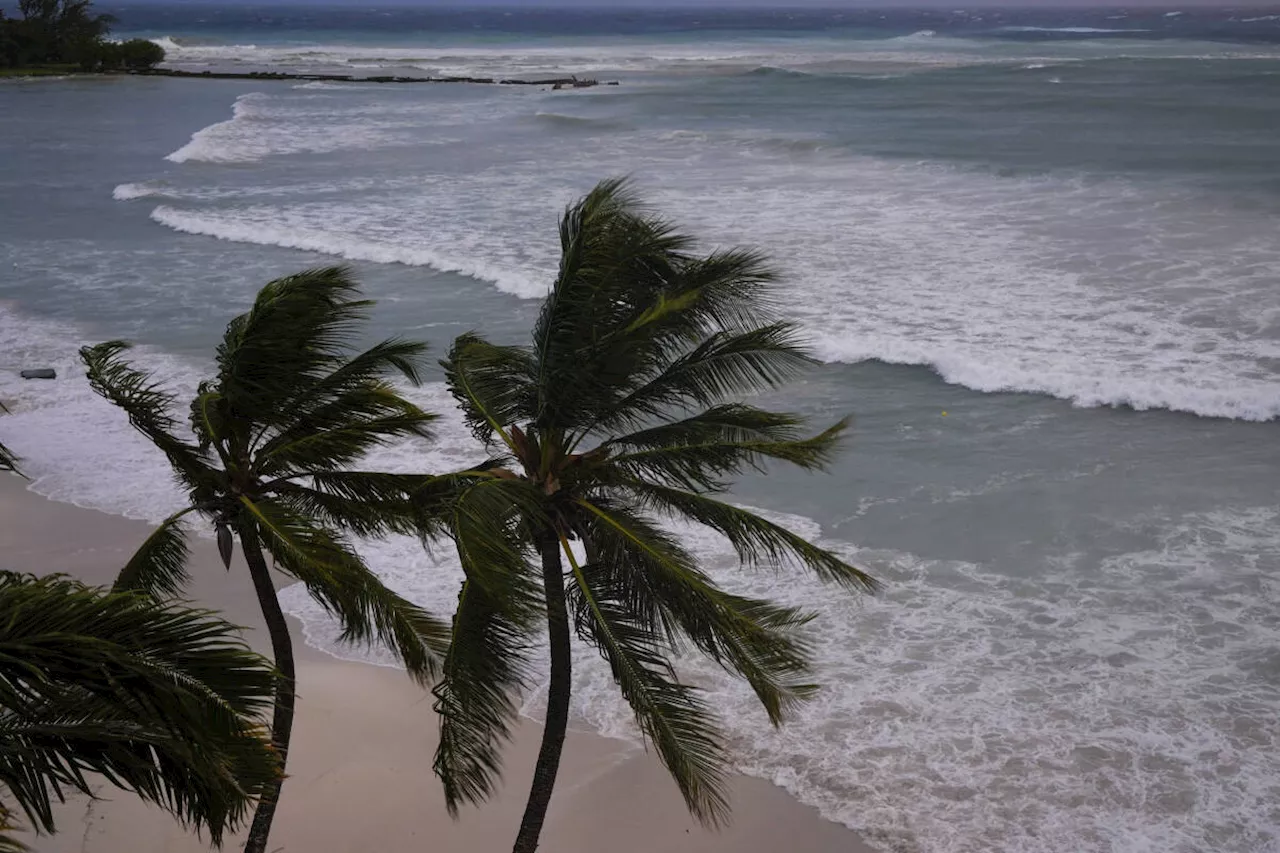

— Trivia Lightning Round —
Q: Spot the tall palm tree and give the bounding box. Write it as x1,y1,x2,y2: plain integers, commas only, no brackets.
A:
0,571,278,851
431,178,879,853
80,267,451,853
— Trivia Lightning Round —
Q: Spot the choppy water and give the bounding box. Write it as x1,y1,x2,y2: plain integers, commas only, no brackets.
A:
2,7,1279,852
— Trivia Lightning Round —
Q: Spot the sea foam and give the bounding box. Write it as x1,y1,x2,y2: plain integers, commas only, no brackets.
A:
4,299,1279,853
149,205,547,299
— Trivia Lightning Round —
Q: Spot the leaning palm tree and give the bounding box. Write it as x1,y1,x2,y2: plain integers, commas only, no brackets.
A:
0,571,279,852
80,267,451,853
430,178,879,853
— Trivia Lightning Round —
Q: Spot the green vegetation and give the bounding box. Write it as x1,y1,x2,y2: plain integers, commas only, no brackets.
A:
81,269,452,853
0,572,279,850
11,179,881,853
0,1,164,73
430,178,877,853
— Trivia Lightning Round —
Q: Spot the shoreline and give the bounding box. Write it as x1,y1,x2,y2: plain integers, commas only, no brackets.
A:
0,475,876,853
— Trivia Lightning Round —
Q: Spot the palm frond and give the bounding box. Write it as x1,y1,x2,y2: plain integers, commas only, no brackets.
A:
0,572,278,844
440,333,534,450
449,478,544,620
256,383,435,476
214,267,373,427
267,471,431,538
600,418,849,493
0,443,21,479
0,805,29,853
607,404,808,450
0,402,24,479
251,340,435,463
622,483,878,592
531,178,700,430
584,324,816,437
80,342,211,492
289,338,431,411
113,508,197,598
572,498,818,724
240,497,448,683
661,247,781,335
560,539,731,824
432,579,532,814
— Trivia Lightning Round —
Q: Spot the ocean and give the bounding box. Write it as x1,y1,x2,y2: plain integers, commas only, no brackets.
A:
2,5,1279,852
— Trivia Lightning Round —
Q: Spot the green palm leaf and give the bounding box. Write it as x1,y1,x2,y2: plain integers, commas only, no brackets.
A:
0,572,278,846
240,496,448,683
0,441,20,478
599,416,849,493
80,341,211,493
432,579,531,814
584,324,816,437
256,384,436,475
573,498,818,723
561,539,731,824
621,482,878,592
113,508,197,597
83,267,457,853
214,267,374,425
441,334,536,449
432,179,878,853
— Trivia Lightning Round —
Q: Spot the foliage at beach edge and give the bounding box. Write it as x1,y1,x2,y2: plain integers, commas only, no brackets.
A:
1,0,164,73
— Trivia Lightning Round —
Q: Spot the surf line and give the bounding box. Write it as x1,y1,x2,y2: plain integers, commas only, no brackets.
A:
131,69,616,88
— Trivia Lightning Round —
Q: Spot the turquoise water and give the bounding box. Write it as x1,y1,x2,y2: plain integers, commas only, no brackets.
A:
2,8,1279,852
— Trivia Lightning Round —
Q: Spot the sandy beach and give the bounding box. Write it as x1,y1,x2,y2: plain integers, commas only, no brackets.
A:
1,475,874,853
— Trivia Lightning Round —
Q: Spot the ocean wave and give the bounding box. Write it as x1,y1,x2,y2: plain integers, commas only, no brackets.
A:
817,339,1280,422
149,205,546,299
887,29,938,41
997,26,1153,35
532,111,630,131
164,93,413,164
3,294,1279,853
112,181,170,201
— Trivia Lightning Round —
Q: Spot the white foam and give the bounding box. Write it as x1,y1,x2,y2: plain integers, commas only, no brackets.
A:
284,481,1280,853
150,86,1280,422
0,308,197,520
1000,26,1153,34
4,301,1279,852
165,92,409,164
149,205,547,299
140,32,1265,81
112,182,168,201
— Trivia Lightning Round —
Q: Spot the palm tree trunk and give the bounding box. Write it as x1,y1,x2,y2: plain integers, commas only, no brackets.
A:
512,532,572,853
240,525,296,853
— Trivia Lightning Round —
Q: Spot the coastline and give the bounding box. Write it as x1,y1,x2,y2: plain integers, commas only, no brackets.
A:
0,475,876,853
0,67,613,86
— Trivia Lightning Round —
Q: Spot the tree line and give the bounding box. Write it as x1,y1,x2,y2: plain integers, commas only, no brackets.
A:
0,180,879,853
1,0,163,72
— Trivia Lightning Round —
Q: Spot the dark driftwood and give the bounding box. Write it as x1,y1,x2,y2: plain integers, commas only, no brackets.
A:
131,69,612,87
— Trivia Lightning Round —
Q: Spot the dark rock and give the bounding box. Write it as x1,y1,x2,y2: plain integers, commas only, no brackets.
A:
20,368,56,380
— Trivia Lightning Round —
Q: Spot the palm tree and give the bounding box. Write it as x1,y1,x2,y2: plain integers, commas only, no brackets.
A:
80,267,451,853
0,571,279,851
430,178,879,853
